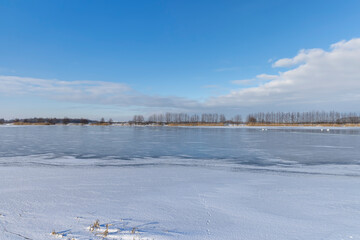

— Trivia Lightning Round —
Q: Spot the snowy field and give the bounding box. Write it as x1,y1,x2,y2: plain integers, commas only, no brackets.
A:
1,163,360,240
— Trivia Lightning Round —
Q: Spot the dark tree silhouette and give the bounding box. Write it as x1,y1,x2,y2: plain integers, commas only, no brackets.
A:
63,117,70,125
80,118,89,125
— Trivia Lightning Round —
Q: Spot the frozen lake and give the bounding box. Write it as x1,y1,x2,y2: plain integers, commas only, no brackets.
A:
1,125,360,167
0,126,360,239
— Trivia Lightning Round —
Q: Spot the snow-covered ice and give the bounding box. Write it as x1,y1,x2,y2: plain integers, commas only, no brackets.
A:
0,164,360,240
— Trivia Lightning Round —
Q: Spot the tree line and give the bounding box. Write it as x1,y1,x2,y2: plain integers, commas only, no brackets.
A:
246,111,360,124
0,118,92,125
0,117,118,125
2,111,359,125
132,113,243,123
132,111,360,124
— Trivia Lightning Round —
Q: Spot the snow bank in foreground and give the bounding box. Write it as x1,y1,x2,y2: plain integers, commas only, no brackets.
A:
0,165,360,240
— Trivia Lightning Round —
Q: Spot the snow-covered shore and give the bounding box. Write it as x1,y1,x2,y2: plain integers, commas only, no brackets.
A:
1,164,360,240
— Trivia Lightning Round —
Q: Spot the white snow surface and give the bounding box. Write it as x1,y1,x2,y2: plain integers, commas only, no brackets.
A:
1,163,360,240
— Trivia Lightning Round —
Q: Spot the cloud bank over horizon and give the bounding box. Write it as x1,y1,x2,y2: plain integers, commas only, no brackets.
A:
207,38,360,110
1,38,360,118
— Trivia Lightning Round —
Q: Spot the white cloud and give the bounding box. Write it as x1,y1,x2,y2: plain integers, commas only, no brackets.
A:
256,74,278,80
2,38,360,116
0,75,198,109
0,76,130,100
209,38,360,110
272,48,325,68
231,74,276,85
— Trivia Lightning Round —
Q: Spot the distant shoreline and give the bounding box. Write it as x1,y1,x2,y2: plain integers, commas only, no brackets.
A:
3,122,360,127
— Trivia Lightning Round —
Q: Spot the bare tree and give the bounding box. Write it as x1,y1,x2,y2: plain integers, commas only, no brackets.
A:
132,115,145,123
219,114,226,123
232,115,242,123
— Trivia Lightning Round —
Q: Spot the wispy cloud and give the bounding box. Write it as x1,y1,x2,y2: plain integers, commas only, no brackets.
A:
0,75,199,109
256,74,278,80
0,76,129,99
231,74,276,85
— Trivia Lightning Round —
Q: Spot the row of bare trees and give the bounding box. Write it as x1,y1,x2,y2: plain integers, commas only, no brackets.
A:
131,111,360,124
132,113,243,124
246,111,360,124
3,111,358,125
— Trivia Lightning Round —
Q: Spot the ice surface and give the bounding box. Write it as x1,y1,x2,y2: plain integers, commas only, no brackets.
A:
0,164,360,240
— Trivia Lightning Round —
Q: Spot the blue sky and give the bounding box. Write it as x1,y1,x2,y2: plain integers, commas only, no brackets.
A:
1,0,360,120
